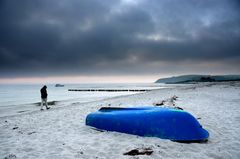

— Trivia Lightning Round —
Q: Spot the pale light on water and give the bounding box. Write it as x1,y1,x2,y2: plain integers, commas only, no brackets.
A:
0,83,166,117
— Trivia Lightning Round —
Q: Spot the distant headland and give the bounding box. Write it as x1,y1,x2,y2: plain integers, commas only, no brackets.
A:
155,75,240,84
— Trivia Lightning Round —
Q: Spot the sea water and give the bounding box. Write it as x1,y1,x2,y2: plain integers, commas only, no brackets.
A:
0,83,166,117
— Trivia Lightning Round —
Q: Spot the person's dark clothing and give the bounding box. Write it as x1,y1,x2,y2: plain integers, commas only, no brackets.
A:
40,86,48,99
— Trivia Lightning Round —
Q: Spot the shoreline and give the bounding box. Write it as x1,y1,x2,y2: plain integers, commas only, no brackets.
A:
0,83,168,118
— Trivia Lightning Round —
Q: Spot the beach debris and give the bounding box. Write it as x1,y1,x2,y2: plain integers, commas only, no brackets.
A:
5,120,8,123
172,95,178,100
123,148,153,156
153,95,178,107
79,151,84,155
153,95,184,110
154,100,165,106
12,126,18,130
169,95,178,106
27,131,36,135
75,151,84,158
174,106,183,110
4,154,16,159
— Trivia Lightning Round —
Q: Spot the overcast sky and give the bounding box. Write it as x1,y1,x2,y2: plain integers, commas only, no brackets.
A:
0,0,240,83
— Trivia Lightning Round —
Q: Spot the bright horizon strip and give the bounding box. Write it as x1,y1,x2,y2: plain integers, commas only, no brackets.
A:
0,75,164,84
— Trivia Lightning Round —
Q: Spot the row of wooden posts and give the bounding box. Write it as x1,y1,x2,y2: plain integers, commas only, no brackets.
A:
68,89,151,92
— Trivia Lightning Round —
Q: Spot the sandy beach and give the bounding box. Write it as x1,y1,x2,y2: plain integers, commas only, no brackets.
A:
1,82,240,159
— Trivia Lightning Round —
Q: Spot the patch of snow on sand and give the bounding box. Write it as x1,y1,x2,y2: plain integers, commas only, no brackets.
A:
0,82,240,159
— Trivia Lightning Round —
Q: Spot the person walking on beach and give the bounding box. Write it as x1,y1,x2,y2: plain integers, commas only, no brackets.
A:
40,85,50,110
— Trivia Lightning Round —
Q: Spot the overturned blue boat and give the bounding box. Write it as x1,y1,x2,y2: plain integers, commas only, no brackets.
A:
86,107,209,142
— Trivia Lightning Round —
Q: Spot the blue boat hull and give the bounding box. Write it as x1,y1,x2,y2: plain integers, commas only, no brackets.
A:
86,107,209,141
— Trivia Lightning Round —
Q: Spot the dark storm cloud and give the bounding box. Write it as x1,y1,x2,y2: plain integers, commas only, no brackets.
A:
0,0,240,77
